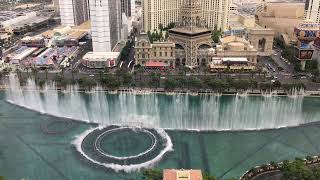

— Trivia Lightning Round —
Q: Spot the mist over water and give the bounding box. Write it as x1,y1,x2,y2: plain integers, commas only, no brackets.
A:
5,75,320,131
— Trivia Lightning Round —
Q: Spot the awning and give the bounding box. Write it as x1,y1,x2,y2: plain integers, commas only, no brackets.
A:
145,61,166,67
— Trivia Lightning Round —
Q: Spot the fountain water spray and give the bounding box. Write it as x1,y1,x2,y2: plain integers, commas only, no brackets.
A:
5,75,318,131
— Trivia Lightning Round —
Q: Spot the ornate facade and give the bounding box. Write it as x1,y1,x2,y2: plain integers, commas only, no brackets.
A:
247,28,275,56
135,33,176,67
168,0,212,68
216,36,258,64
142,0,230,32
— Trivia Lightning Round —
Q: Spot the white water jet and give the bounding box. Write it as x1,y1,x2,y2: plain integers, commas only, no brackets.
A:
5,75,319,131
72,127,173,172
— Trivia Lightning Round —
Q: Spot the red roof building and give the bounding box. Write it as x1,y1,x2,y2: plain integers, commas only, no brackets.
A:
163,169,202,180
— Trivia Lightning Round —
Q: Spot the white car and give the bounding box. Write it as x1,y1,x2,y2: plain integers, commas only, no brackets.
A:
89,74,95,77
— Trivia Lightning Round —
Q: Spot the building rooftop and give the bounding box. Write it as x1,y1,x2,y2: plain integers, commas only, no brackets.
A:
83,52,120,61
222,57,248,62
73,21,91,31
163,169,202,180
169,26,212,36
220,36,249,44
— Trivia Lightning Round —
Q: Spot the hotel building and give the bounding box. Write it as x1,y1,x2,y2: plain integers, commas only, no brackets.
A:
89,0,122,52
305,0,320,23
142,0,230,32
121,0,136,17
59,0,90,26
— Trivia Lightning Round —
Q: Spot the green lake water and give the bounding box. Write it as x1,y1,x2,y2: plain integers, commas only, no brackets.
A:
1,92,320,179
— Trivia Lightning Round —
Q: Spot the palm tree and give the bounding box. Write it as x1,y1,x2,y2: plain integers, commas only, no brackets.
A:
45,69,48,80
15,68,21,79
31,67,38,79
137,67,144,81
26,67,30,77
60,66,65,78
71,68,79,82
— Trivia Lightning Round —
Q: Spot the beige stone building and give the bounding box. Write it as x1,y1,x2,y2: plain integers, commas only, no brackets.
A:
163,169,203,180
255,2,305,44
168,0,213,68
304,0,320,23
216,36,258,64
227,12,275,56
142,0,230,32
135,33,176,67
247,27,274,56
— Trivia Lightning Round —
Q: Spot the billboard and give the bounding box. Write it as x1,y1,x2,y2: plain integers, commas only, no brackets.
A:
294,47,314,60
299,50,314,60
314,37,320,49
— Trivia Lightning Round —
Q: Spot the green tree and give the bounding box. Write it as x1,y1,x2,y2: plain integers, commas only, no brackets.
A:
164,78,178,90
119,71,133,87
71,68,79,83
45,68,48,80
142,169,162,180
273,80,282,89
165,32,169,40
53,74,68,88
186,78,203,90
305,60,319,76
158,23,164,31
281,159,314,180
176,77,187,88
159,30,163,41
31,67,38,79
15,68,22,80
78,77,96,90
270,161,279,168
211,28,222,43
259,82,273,91
203,174,216,180
119,40,132,61
148,72,161,88
312,167,320,178
99,75,121,89
163,22,175,31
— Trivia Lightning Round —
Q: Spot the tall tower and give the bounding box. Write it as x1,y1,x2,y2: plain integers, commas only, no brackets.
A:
168,0,212,68
121,0,135,17
304,0,320,23
142,0,230,32
89,0,122,52
59,0,90,26
179,0,207,30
